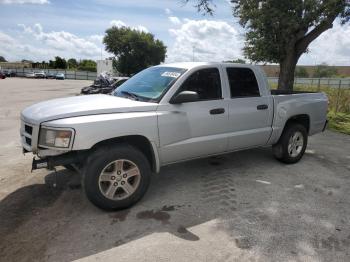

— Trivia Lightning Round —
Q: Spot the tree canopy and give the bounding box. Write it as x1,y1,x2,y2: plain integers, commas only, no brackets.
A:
78,59,97,72
53,56,67,69
313,63,337,77
67,58,78,69
187,0,350,90
0,56,7,62
103,26,167,76
295,67,309,78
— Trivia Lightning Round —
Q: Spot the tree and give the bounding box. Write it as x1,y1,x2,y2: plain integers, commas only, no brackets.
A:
78,59,97,72
224,58,246,63
187,0,350,90
295,67,309,78
103,26,167,76
313,63,337,78
0,56,7,62
54,56,67,69
67,58,78,69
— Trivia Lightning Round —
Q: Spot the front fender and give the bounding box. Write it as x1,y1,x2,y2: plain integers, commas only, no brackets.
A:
42,112,159,151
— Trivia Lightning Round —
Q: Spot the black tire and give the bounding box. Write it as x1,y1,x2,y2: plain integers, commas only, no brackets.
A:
82,144,151,210
272,123,308,164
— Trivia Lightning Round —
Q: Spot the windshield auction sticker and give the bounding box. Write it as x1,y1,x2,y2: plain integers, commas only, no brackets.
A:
161,72,181,78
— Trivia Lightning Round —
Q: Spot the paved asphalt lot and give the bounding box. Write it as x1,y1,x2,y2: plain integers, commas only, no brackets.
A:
0,78,350,262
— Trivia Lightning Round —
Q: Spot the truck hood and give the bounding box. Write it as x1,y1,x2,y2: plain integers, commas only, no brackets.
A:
21,94,158,125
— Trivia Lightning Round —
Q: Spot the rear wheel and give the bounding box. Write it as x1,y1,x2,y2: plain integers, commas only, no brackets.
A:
273,123,308,164
82,144,151,210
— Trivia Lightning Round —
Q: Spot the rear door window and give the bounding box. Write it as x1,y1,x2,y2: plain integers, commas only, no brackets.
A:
226,68,260,97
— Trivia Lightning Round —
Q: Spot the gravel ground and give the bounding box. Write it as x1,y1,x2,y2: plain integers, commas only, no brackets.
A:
0,78,349,262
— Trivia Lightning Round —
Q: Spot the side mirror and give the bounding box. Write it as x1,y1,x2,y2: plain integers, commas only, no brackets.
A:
170,91,199,104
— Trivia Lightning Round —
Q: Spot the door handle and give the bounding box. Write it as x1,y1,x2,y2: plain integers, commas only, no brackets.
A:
209,108,225,115
257,104,268,110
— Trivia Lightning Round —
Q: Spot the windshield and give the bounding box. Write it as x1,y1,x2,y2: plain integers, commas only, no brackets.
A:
114,66,186,102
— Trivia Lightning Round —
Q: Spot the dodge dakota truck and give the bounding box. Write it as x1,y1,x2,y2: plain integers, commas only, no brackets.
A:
20,62,328,210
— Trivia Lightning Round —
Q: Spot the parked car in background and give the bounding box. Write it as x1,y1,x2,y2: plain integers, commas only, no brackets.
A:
25,72,35,78
21,62,328,210
34,71,46,78
4,70,16,77
56,73,65,80
46,72,56,79
0,71,6,79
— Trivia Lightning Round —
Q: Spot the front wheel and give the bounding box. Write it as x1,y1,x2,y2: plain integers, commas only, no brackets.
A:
272,123,308,164
83,144,151,210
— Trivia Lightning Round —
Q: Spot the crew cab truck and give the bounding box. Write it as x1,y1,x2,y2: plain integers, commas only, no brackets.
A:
20,62,328,210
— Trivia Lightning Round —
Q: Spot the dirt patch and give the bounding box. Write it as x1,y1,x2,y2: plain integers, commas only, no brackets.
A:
109,209,130,224
136,209,171,224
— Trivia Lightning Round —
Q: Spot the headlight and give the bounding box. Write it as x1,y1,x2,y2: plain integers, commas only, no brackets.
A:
39,128,73,148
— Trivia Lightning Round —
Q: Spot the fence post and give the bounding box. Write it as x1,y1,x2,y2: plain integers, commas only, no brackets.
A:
86,71,88,80
317,78,321,91
335,79,342,114
75,70,76,80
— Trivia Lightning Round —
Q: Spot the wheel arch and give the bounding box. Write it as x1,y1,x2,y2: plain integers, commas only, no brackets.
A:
283,114,310,134
90,135,160,173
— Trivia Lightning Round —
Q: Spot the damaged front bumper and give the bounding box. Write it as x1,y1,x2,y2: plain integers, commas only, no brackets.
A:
31,151,88,171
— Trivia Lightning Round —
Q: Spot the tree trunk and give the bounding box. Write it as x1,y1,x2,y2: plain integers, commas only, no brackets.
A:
278,52,298,90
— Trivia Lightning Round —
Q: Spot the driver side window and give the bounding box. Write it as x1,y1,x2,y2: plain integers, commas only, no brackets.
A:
179,68,222,101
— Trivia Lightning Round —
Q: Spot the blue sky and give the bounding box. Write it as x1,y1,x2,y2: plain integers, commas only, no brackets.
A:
0,0,349,65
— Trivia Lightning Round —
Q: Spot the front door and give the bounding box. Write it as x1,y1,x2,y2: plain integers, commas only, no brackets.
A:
157,67,229,164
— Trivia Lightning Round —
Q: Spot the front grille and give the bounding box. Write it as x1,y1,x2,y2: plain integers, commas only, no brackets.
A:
21,121,35,151
25,124,33,135
25,136,32,146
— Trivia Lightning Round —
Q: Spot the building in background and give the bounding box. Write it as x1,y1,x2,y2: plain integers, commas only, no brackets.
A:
0,61,32,69
96,59,113,75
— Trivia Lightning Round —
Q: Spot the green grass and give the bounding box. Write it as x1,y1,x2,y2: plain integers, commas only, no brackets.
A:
327,111,350,135
269,82,350,135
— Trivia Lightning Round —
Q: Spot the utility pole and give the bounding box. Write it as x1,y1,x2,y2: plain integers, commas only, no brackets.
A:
192,45,195,62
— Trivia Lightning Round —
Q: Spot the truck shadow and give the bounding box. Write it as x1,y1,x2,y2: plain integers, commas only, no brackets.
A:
0,147,348,261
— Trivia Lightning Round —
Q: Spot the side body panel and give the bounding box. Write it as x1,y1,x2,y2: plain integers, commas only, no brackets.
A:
268,93,328,145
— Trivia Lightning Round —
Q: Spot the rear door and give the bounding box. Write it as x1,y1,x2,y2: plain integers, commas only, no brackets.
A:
157,67,229,164
224,66,273,150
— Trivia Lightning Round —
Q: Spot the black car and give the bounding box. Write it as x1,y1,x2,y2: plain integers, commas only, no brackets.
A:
46,72,56,79
81,76,128,95
4,70,16,77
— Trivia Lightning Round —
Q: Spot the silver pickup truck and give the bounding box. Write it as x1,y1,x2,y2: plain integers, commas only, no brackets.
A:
20,62,328,210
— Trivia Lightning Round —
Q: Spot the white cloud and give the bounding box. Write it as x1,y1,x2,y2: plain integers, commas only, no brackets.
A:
166,19,244,63
0,24,109,61
0,0,48,4
133,25,149,33
88,34,104,44
168,16,181,25
165,8,172,15
299,23,350,66
109,20,148,32
110,20,126,28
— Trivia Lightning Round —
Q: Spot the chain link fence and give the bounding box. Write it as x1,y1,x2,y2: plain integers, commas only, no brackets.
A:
268,77,350,89
1,68,97,80
268,77,350,114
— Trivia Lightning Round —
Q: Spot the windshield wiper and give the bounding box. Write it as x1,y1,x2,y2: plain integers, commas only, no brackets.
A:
120,91,140,101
